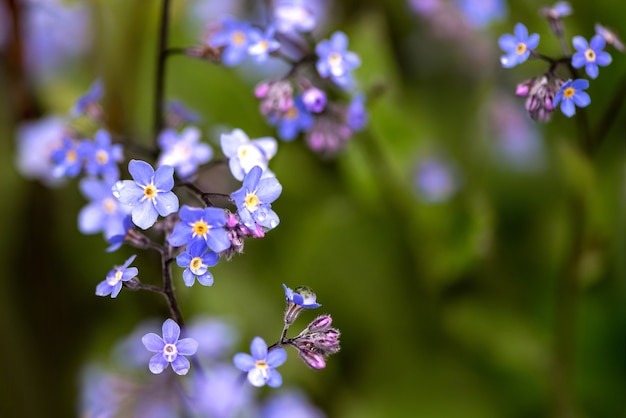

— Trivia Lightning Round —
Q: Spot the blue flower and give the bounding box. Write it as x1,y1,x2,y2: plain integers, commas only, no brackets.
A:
157,127,212,178
273,0,318,33
230,166,282,230
283,284,322,308
220,128,277,181
176,241,219,287
113,160,179,230
141,319,199,375
78,130,123,181
454,0,507,29
106,215,133,252
78,177,131,239
553,79,591,117
209,18,253,66
595,23,625,53
72,79,103,117
16,117,66,185
168,205,231,252
540,1,572,19
247,26,280,63
498,23,540,68
414,157,459,203
315,31,361,89
233,337,287,388
571,35,612,79
51,137,83,178
95,255,138,298
269,96,314,141
346,93,368,131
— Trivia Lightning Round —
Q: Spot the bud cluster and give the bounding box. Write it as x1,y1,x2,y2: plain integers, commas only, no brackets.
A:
288,315,341,370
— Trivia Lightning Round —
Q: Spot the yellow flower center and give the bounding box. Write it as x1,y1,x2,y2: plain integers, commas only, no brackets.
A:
108,270,123,286
103,197,117,214
329,52,342,67
190,256,203,272
192,219,209,237
232,31,246,45
96,150,109,164
67,149,78,162
143,184,157,199
245,193,260,211
584,48,596,62
255,360,269,370
563,87,575,99
285,107,298,120
516,42,527,54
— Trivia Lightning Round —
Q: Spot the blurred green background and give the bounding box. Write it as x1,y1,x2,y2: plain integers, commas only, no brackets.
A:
0,0,624,417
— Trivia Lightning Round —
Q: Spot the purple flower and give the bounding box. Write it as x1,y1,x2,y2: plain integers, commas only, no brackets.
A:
141,319,199,375
220,128,277,181
454,0,507,29
113,160,179,230
346,93,368,131
540,1,572,19
261,390,325,418
78,177,131,239
316,31,361,89
553,79,590,117
247,26,280,63
571,35,612,79
209,18,253,66
269,96,314,141
233,337,287,388
176,241,219,287
78,130,123,181
95,255,138,298
168,205,231,252
498,23,540,68
414,157,459,203
157,127,212,178
301,87,327,113
230,166,282,230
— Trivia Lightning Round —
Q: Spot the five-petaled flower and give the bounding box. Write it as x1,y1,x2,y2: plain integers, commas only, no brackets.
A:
571,35,612,79
220,129,277,181
78,129,123,182
209,18,253,66
168,205,231,252
230,166,282,230
176,241,219,287
498,23,540,68
316,31,361,89
553,79,591,117
247,26,280,63
282,284,322,325
113,159,179,230
142,319,199,375
95,254,138,298
157,127,212,178
233,337,287,388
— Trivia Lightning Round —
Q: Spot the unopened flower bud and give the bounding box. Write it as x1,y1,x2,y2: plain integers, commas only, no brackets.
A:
306,315,333,333
298,349,326,370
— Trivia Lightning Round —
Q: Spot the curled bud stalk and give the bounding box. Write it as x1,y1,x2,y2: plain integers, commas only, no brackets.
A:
520,75,564,122
288,323,341,369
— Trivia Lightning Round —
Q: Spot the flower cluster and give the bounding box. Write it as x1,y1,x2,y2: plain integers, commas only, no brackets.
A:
234,284,340,387
498,2,622,120
189,0,367,155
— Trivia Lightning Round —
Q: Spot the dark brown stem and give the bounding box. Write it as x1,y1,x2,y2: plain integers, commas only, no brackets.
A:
153,0,171,148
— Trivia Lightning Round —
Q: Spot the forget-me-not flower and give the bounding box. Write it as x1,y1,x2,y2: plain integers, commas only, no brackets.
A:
233,337,287,388
247,26,280,63
78,130,123,181
498,23,540,68
553,79,590,117
315,31,361,89
142,319,199,375
95,255,138,298
72,79,103,117
269,96,314,141
209,18,253,66
51,137,83,178
168,205,231,252
78,177,131,239
157,127,212,178
113,159,179,230
220,128,277,181
571,35,612,79
230,166,282,230
176,241,219,287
